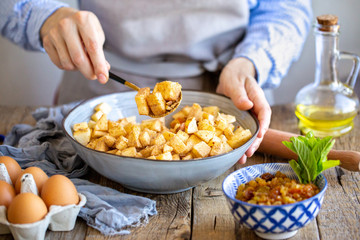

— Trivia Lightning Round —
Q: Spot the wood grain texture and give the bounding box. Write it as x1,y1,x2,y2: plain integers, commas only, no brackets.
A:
0,104,359,240
191,168,236,240
0,106,37,135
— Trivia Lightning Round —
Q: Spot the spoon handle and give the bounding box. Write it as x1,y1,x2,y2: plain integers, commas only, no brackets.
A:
109,71,140,91
258,128,360,172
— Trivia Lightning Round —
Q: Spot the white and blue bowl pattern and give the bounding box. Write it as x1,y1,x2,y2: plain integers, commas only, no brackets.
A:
222,163,327,236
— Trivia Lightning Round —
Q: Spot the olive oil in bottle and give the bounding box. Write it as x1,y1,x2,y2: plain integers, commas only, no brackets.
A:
295,104,357,138
294,15,360,137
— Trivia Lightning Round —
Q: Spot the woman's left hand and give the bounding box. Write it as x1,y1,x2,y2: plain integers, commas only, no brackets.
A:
216,57,272,164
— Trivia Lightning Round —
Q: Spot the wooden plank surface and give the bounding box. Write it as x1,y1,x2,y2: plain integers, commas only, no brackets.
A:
0,104,359,240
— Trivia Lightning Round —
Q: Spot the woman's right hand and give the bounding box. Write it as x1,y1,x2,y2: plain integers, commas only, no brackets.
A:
40,7,110,83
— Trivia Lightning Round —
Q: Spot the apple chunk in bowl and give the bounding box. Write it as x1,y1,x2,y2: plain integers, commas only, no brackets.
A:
62,91,259,194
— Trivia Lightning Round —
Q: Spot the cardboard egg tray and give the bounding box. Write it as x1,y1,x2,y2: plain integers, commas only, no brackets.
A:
0,193,86,240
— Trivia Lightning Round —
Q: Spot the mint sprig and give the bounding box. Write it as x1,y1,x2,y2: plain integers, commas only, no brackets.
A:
282,131,340,184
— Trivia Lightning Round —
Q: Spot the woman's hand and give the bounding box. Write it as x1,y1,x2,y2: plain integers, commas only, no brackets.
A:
40,7,109,83
217,57,272,164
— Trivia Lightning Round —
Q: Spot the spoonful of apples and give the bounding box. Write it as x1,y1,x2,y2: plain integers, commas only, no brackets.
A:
109,71,182,118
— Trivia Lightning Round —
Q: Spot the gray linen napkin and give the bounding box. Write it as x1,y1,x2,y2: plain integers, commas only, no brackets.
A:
0,103,157,236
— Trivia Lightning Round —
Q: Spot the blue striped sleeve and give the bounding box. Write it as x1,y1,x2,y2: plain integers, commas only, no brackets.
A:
234,0,313,89
0,0,68,51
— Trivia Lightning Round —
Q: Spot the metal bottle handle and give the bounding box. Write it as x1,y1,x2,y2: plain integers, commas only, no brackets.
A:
339,51,360,89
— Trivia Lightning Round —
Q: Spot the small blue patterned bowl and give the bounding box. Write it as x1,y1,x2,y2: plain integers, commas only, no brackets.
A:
222,163,327,240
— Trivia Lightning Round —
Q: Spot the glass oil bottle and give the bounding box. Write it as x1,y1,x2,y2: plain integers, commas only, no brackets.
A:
295,15,360,137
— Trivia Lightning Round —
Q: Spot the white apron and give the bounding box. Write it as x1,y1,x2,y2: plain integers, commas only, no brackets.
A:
56,0,250,104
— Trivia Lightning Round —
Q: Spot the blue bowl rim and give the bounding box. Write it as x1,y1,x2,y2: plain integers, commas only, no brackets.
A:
61,90,260,163
222,163,328,208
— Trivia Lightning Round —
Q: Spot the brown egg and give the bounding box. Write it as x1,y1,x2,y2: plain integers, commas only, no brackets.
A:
0,180,16,208
15,167,48,194
0,156,22,185
41,175,79,208
7,192,48,224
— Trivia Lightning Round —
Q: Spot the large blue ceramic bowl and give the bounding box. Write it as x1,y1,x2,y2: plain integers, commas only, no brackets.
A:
222,163,327,240
62,91,259,194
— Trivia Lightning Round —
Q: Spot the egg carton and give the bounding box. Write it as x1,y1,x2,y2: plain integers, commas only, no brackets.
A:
0,193,86,240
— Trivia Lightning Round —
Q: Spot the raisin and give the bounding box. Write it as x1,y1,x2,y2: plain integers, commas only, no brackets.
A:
261,172,275,182
243,187,255,200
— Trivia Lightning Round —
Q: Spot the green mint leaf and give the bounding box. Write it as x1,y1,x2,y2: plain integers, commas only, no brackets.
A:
282,131,339,184
283,138,306,179
319,138,335,162
322,160,340,171
312,137,335,173
292,137,317,184
283,138,305,170
297,135,308,145
306,131,314,138
304,132,317,149
289,159,304,183
282,140,296,153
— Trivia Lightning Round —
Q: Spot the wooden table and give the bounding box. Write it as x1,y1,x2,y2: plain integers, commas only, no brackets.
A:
0,104,359,240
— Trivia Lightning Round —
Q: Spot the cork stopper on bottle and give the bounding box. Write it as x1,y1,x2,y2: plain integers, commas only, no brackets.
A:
317,14,339,32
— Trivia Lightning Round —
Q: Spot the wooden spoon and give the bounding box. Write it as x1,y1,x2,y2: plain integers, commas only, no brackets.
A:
109,71,182,118
258,128,360,172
